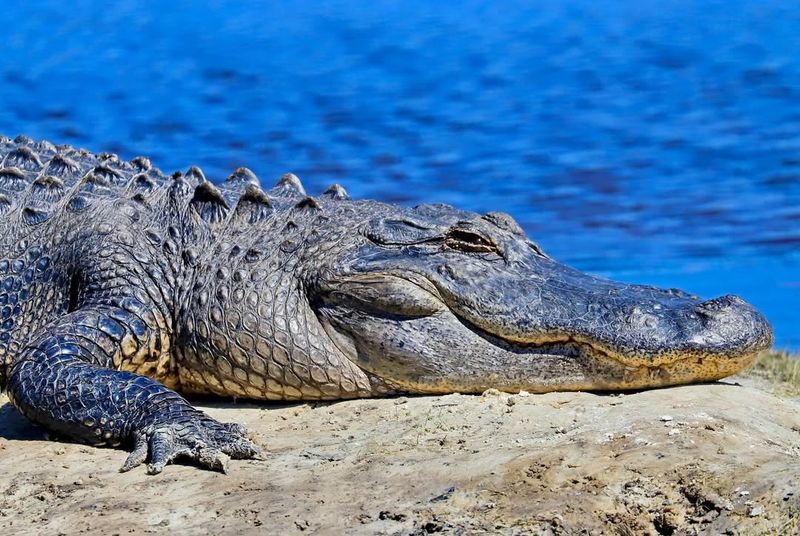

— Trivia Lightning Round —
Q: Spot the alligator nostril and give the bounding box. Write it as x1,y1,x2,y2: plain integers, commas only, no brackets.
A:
697,294,746,313
720,294,746,306
694,304,720,319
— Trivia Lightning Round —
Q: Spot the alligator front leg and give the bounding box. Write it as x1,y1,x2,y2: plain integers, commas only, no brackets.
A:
6,306,260,474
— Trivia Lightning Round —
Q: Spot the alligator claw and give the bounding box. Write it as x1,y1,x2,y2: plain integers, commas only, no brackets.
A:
121,431,149,472
119,416,260,474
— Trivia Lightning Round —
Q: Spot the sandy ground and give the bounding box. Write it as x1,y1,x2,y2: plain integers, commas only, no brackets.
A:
1,377,799,535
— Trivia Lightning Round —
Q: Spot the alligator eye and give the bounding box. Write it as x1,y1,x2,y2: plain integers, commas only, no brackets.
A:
444,229,498,253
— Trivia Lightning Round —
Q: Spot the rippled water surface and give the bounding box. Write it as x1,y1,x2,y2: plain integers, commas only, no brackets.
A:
0,1,797,348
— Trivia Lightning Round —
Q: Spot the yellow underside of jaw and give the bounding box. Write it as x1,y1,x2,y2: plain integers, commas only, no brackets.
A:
382,350,761,396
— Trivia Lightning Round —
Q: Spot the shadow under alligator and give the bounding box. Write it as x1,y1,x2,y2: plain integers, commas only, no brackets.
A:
0,402,44,441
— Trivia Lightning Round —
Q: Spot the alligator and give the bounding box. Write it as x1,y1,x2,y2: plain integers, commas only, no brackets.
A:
0,135,773,474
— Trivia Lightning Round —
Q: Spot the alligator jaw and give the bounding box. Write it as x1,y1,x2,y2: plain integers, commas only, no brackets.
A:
347,334,763,395
317,270,771,395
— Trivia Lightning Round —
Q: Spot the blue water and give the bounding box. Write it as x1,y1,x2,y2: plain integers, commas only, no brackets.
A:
0,1,797,348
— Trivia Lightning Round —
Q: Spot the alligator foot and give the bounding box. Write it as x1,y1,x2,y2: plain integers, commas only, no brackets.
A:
121,417,261,474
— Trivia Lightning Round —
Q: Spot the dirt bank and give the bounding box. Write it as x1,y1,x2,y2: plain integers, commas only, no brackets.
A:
1,376,799,535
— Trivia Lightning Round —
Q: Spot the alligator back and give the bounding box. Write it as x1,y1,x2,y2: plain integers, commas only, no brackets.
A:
0,134,377,399
0,135,163,218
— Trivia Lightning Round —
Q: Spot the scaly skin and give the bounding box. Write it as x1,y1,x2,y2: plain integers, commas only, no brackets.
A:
0,135,773,474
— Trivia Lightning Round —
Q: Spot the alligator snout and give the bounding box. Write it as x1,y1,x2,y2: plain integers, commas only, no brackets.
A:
435,250,774,367
582,290,773,366
684,294,773,353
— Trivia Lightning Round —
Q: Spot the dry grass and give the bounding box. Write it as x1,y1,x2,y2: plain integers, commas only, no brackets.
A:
742,350,800,395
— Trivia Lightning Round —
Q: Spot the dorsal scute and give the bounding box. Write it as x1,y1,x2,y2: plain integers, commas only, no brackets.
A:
0,167,29,191
322,183,350,200
66,194,90,213
131,156,152,172
226,167,260,188
0,137,359,228
295,196,323,211
3,146,43,171
44,153,81,178
233,184,273,224
29,175,67,204
185,166,207,186
128,173,157,193
79,171,113,191
32,175,65,189
90,164,125,186
190,181,229,224
22,206,49,225
168,173,195,200
97,152,120,165
0,193,12,214
272,172,306,196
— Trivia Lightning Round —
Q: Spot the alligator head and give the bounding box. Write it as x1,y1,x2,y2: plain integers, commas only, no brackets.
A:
312,203,773,394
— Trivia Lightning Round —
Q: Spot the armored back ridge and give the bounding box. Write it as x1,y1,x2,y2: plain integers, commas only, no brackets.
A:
0,136,773,474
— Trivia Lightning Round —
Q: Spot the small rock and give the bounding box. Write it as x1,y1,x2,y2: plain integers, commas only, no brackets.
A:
430,486,455,502
378,511,407,522
660,415,673,422
739,490,750,497
748,506,763,517
74,479,84,486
